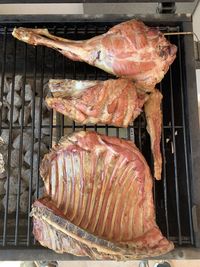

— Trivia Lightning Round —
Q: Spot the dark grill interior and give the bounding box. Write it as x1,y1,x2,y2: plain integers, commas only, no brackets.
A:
0,21,194,251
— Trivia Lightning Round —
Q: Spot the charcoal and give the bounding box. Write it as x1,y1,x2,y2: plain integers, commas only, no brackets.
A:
0,153,5,175
1,76,10,94
35,79,49,96
21,168,42,191
41,117,50,135
24,83,32,101
34,186,44,199
4,175,27,195
0,129,9,145
31,96,47,114
0,179,5,195
18,105,31,126
42,135,51,147
10,75,23,91
0,172,6,179
20,190,29,213
34,142,48,156
1,106,8,121
13,133,32,152
7,91,22,107
8,106,19,123
3,194,16,214
0,137,7,175
24,150,38,168
43,82,50,98
11,149,24,168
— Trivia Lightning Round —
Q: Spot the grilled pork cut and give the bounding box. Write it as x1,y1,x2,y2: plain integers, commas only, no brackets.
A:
12,19,177,91
32,197,173,260
46,78,162,180
38,131,174,259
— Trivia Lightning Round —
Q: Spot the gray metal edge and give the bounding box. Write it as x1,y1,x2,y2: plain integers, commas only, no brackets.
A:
0,14,192,24
0,0,195,3
182,20,200,247
0,247,200,260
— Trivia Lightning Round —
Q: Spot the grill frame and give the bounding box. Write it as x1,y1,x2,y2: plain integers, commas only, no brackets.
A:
0,14,200,260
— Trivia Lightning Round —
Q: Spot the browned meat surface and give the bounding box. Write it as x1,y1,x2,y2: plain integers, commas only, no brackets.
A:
37,131,173,259
46,79,147,127
46,78,162,180
12,19,177,91
144,90,163,180
32,197,174,260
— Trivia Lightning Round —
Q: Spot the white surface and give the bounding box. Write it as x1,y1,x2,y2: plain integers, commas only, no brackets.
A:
57,260,200,267
0,2,198,15
0,4,83,14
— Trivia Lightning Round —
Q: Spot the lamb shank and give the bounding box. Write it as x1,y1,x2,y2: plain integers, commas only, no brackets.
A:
46,78,162,180
35,131,173,259
12,19,177,91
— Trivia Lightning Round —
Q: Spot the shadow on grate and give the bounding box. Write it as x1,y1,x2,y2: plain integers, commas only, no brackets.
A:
0,22,194,250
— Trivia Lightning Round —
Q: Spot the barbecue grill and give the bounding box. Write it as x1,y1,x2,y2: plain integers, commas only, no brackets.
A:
0,0,200,261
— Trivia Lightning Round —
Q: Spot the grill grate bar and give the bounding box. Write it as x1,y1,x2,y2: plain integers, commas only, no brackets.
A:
33,46,45,245
50,26,57,147
35,47,45,200
94,26,99,133
0,125,185,130
14,44,28,245
0,27,7,133
160,81,170,239
27,46,37,246
177,35,194,244
168,37,182,244
3,38,17,246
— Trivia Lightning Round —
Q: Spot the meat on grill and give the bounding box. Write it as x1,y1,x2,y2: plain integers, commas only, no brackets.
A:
32,197,173,260
12,19,177,92
37,131,174,259
46,78,162,180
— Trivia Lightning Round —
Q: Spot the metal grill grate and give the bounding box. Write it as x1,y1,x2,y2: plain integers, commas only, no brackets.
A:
0,21,195,252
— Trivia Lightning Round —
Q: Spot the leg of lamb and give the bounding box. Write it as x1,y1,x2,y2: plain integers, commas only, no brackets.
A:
12,19,177,91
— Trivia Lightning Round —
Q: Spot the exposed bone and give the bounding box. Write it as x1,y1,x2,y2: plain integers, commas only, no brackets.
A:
7,91,22,107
